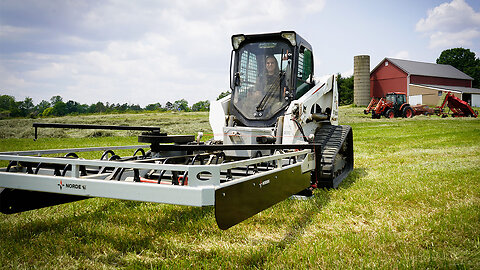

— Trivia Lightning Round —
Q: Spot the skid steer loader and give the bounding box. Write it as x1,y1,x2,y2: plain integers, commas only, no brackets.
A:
0,31,353,229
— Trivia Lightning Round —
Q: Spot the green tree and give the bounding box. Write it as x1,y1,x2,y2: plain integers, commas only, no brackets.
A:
165,101,174,111
0,95,17,116
337,74,354,105
113,103,129,112
88,102,107,113
42,107,54,116
34,100,51,116
173,99,189,111
436,48,480,88
65,100,80,114
50,95,63,106
78,104,89,114
51,101,67,116
129,104,142,111
191,100,210,111
19,97,34,117
145,103,162,111
46,95,67,116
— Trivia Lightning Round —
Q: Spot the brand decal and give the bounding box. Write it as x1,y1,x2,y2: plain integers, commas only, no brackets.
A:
259,179,270,187
58,180,86,191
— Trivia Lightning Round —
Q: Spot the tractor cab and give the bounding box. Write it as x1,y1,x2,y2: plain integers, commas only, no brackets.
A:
385,92,407,111
386,92,406,104
230,31,314,127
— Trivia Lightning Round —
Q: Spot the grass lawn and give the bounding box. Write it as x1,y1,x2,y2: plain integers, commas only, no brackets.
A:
0,108,479,269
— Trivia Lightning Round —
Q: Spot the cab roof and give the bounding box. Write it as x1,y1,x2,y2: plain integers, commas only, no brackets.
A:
231,31,312,52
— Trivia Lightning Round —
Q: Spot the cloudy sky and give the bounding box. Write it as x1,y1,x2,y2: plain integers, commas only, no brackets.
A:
1,0,479,106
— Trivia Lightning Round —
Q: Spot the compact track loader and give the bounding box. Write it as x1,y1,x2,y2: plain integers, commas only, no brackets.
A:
0,31,353,229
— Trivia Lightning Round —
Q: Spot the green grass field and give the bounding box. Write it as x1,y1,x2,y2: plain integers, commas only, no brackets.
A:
0,108,479,269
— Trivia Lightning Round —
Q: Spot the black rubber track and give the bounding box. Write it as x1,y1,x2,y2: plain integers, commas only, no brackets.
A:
312,124,354,188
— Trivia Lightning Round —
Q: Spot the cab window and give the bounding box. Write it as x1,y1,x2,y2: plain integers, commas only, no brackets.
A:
295,46,313,98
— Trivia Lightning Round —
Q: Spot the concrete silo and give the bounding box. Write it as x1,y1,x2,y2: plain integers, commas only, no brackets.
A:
353,55,371,106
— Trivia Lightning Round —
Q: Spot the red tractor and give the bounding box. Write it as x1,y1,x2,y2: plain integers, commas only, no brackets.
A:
364,92,414,119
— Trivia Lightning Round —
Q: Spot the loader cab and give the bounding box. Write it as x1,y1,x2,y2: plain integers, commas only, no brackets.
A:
230,31,314,127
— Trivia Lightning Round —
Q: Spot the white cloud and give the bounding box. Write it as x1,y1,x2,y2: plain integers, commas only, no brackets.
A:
0,25,34,39
416,0,480,49
416,0,480,32
0,0,327,106
429,29,480,48
302,0,327,14
340,69,353,78
391,50,410,59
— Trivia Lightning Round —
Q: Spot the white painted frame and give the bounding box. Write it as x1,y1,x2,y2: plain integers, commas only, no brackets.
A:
0,149,312,207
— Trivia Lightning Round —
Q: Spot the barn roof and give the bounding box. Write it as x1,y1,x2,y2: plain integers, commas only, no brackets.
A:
373,58,473,81
411,84,480,94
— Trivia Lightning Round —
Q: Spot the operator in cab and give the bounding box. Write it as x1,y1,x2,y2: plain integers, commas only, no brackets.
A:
248,55,280,101
231,39,292,126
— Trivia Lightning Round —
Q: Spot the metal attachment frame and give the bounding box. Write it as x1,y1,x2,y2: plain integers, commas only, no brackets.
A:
0,148,313,207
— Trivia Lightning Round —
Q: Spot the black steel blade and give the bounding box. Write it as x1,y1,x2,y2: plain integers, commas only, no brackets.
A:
215,164,310,230
0,188,87,214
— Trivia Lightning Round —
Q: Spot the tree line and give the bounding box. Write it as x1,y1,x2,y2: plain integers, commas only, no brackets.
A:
0,83,352,119
0,95,211,119
2,48,476,119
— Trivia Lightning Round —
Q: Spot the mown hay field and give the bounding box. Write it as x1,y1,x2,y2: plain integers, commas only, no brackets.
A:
0,107,479,269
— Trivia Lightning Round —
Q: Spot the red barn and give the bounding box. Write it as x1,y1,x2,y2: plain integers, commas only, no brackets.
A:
370,58,480,106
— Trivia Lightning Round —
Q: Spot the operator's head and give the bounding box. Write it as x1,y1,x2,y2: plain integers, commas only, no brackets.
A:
265,55,279,75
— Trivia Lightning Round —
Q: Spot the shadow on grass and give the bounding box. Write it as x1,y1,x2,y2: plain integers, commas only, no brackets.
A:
0,168,368,268
340,167,366,189
241,167,366,268
0,198,214,261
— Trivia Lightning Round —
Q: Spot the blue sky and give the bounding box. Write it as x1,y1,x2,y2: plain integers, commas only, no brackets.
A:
1,0,479,106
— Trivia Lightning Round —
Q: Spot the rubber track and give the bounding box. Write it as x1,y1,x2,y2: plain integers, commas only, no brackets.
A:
313,125,353,187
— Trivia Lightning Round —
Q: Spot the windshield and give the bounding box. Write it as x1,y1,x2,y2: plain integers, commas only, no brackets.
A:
232,40,293,121
386,94,405,104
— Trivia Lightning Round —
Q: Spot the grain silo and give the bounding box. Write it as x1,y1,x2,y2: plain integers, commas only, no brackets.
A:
354,55,371,106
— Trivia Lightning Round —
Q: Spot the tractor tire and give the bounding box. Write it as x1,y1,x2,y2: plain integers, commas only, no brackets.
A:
385,109,395,119
403,106,414,118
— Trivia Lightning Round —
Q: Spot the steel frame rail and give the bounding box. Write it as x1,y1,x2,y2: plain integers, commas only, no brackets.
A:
33,123,162,140
0,145,150,156
0,149,313,207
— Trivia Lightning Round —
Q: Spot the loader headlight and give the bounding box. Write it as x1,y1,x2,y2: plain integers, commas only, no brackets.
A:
232,35,245,49
281,32,296,46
